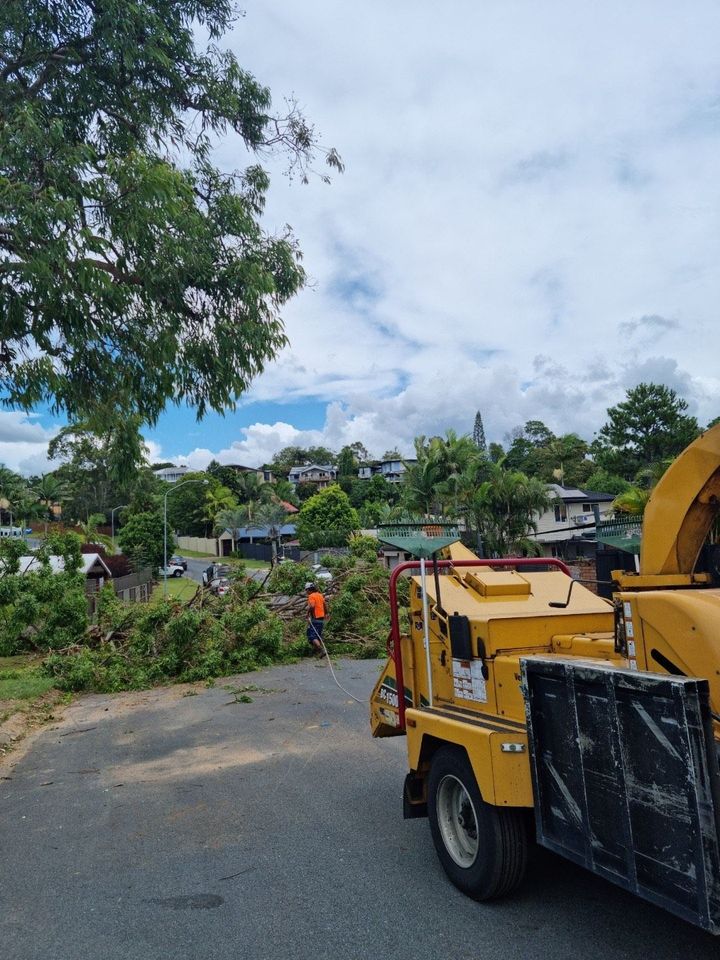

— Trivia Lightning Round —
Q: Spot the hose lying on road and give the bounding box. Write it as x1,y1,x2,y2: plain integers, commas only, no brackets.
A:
309,620,367,705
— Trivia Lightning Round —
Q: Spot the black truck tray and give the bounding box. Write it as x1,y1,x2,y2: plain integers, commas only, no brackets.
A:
522,657,720,933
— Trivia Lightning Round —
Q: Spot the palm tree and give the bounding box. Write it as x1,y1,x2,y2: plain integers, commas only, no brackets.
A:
202,485,237,534
14,492,42,535
468,462,551,557
0,464,23,529
430,429,479,513
612,459,673,519
401,459,442,517
271,478,297,505
237,471,273,511
30,474,67,536
77,513,114,552
612,487,651,517
213,505,255,552
255,502,291,563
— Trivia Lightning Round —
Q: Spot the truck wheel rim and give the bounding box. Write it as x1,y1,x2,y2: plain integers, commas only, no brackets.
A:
437,774,479,867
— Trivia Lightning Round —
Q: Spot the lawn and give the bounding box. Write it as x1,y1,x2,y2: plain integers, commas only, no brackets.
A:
151,576,199,603
0,665,55,701
0,655,60,730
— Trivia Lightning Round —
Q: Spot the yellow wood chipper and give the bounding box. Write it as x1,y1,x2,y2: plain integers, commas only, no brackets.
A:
370,424,720,933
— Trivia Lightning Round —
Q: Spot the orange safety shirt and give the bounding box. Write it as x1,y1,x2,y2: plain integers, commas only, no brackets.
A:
307,591,326,619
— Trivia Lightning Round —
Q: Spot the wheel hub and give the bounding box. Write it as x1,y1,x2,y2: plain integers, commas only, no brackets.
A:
436,774,480,868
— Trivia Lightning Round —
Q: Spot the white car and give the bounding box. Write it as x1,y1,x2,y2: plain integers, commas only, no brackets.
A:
160,563,184,578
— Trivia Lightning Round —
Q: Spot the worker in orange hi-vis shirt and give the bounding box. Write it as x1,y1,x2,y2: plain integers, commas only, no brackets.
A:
305,581,329,656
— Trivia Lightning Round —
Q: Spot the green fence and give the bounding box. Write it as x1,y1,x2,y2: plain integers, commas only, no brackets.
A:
596,516,642,555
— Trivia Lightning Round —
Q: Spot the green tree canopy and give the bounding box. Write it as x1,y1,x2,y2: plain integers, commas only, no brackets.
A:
336,445,356,477
295,484,359,550
163,471,211,536
117,510,167,571
47,422,157,521
594,383,699,479
0,0,341,427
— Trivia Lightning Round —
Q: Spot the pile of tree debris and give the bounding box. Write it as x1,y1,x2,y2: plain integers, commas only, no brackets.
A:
41,547,398,693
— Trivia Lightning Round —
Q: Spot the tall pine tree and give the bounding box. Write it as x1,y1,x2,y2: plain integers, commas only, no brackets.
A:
472,411,487,452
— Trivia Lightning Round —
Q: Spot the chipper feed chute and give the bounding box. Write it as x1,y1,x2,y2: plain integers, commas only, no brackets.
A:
370,523,460,737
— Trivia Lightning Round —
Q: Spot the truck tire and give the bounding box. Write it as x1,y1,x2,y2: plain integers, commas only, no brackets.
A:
427,746,527,901
173,569,183,578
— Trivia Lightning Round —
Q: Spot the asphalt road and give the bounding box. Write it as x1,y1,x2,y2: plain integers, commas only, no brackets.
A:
1,659,717,960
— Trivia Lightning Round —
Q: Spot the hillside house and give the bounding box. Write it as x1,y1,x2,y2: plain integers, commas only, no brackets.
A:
225,464,275,483
288,464,337,489
532,485,616,560
153,465,189,483
357,457,416,483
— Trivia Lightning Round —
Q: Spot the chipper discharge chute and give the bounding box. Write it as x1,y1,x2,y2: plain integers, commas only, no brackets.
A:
370,425,720,933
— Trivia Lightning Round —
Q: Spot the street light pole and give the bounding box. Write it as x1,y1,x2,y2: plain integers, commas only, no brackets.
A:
163,478,207,597
110,504,128,554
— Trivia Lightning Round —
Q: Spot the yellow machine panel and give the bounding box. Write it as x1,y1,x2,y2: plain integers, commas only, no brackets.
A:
369,424,720,928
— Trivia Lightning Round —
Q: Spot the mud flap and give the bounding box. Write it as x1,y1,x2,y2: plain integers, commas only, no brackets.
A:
403,771,428,819
522,658,720,933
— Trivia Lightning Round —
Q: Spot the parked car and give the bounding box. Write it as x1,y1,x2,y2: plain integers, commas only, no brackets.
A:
170,555,188,570
160,563,184,578
209,577,230,596
311,563,333,582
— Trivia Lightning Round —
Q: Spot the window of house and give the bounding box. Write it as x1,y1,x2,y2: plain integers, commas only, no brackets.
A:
582,502,592,513
554,504,567,522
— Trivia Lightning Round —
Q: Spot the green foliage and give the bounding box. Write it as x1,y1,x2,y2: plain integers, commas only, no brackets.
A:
0,533,88,655
336,446,356,477
321,558,394,657
348,474,400,510
295,481,317,502
269,446,338,474
594,383,700,480
0,0,341,428
296,485,359,549
349,533,380,562
43,592,286,693
503,421,592,487
0,666,55,701
472,411,487,451
584,469,631,497
117,511,167,571
163,471,211,535
267,560,308,594
44,423,161,522
612,487,651,517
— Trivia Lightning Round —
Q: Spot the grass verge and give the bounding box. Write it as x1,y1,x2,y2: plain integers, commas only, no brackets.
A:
0,656,70,762
150,576,200,604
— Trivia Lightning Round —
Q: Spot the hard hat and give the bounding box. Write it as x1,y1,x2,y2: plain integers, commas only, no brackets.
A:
304,581,315,591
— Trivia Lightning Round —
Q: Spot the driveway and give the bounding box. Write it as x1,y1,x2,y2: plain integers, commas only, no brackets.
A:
1,659,717,960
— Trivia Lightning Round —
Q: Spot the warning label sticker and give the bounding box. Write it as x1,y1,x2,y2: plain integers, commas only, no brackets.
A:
452,658,487,703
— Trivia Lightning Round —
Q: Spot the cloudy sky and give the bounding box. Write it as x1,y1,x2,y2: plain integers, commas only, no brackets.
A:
5,1,720,473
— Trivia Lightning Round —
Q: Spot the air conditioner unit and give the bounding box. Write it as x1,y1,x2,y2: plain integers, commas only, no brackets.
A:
573,514,592,525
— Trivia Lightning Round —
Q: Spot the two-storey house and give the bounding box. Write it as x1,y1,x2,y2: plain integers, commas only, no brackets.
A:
532,484,616,560
288,464,337,489
357,458,416,483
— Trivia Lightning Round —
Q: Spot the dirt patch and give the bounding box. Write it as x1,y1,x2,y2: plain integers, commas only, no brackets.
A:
0,689,69,768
